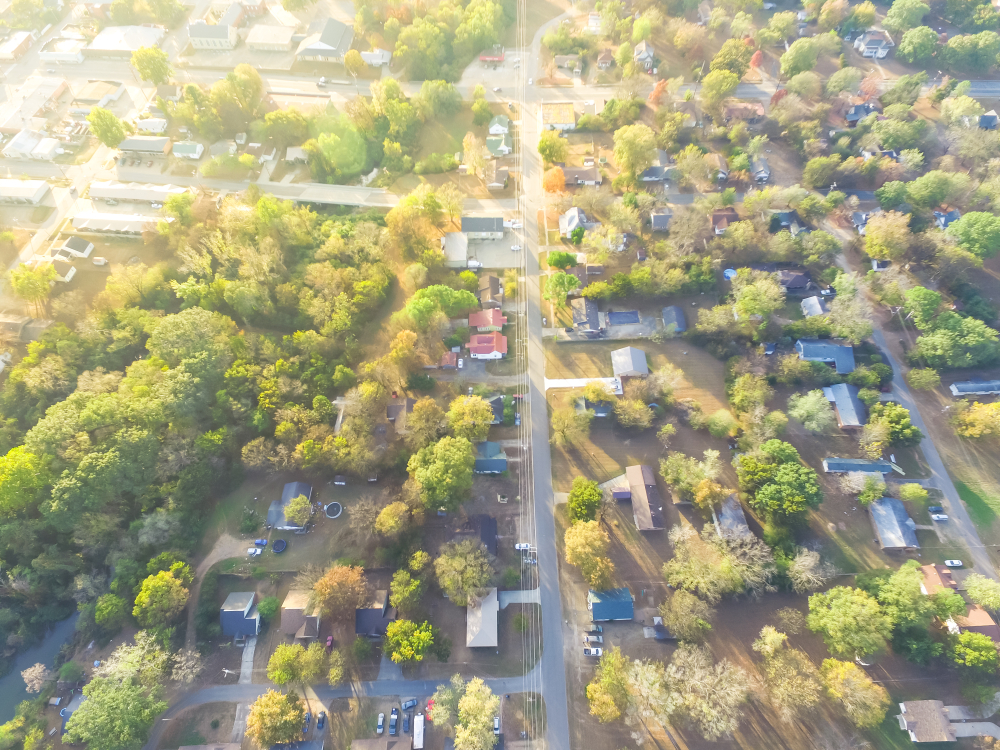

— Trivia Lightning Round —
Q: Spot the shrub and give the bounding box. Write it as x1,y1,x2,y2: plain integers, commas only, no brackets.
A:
59,662,84,682
352,636,373,661
898,484,929,503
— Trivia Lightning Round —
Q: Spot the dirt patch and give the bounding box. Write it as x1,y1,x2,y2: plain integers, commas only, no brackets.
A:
157,703,237,749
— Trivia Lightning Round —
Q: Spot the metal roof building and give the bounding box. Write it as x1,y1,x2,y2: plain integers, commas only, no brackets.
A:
869,497,919,551
716,494,751,538
822,457,895,474
611,346,648,377
625,465,664,531
661,305,686,333
466,588,499,647
826,382,866,429
795,338,856,373
89,181,189,203
588,588,634,621
949,380,1000,396
0,179,49,205
71,212,170,233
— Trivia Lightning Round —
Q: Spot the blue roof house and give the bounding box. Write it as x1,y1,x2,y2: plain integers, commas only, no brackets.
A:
588,588,634,621
795,339,856,374
221,591,260,638
474,442,508,473
822,457,897,474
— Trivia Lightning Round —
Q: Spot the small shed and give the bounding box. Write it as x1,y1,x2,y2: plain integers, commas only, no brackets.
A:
611,346,648,378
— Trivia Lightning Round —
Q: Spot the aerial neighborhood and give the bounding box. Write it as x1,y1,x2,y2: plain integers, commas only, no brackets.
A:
7,0,1000,747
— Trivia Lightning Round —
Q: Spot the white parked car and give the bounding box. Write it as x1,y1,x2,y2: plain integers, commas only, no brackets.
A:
247,548,261,557
945,559,963,567
377,714,385,735
528,78,533,85
583,635,603,644
151,202,163,209
511,245,521,251
583,648,602,657
514,543,531,550
493,717,500,736
931,514,950,521
511,221,523,228
458,358,464,369
92,257,108,266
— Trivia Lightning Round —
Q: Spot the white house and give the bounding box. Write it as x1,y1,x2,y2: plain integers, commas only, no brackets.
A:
633,40,654,70
360,48,392,66
854,29,894,58
488,115,510,135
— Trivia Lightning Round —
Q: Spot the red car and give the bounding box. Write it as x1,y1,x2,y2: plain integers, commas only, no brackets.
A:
326,636,334,652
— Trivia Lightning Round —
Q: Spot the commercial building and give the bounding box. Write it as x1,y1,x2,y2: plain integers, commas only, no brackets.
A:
39,36,86,63
441,232,469,268
89,181,189,203
0,179,49,205
71,79,125,110
296,18,354,62
461,216,504,239
2,130,44,159
71,212,171,234
85,26,166,57
189,3,242,50
246,24,294,50
117,136,172,155
0,77,69,134
0,31,32,61
539,101,576,130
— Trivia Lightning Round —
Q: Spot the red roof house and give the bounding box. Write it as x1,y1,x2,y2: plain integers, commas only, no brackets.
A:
467,332,508,359
468,309,507,332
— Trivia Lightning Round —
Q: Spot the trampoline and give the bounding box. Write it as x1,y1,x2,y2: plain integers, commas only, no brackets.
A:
324,502,343,519
723,268,737,280
272,539,287,553
608,311,640,326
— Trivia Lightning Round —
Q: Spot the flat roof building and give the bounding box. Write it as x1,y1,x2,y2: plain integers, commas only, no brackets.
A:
0,179,49,205
72,212,170,233
85,26,166,57
89,181,189,203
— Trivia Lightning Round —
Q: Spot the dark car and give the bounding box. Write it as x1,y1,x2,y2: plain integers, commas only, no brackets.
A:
402,714,410,734
303,712,312,734
389,709,399,736
317,712,326,731
402,699,418,711
928,506,944,513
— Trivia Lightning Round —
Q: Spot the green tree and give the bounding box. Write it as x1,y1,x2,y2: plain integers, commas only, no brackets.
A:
826,67,864,94
455,678,500,750
802,155,841,189
659,590,714,642
868,402,923,446
787,389,836,432
132,568,189,627
966,573,1000,610
94,594,129,631
907,368,941,390
434,540,493,605
751,463,823,517
6,263,56,315
780,38,820,76
547,250,579,270
246,691,305,748
564,520,615,589
865,210,912,260
408,436,476,512
710,38,753,77
344,49,365,78
390,569,426,613
568,476,603,522
284,493,311,526
87,107,131,147
808,587,893,657
538,130,568,163
883,0,930,34
0,446,47,518
131,46,171,84
612,123,657,178
385,619,435,663
551,406,593,445
64,678,167,750
952,631,1000,675
264,108,310,149
375,502,410,537
897,25,939,62
404,397,447,451
257,596,280,622
820,659,890,727
585,646,630,721
543,271,580,308
898,483,929,503
947,212,1000,259
699,69,739,113
448,395,496,443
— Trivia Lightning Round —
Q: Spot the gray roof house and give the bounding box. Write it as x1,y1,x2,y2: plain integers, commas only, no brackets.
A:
267,481,313,530
559,207,589,237
611,346,648,378
296,18,355,61
462,216,504,238
661,306,686,334
826,383,866,428
934,209,961,229
822,457,896,474
355,590,397,639
795,338,856,373
800,296,828,317
588,588,634,621
750,158,770,183
625,464,664,531
571,297,602,334
950,380,1000,396
486,394,504,424
650,209,672,231
870,497,919,551
474,441,508,473
220,592,260,637
716,494,751,538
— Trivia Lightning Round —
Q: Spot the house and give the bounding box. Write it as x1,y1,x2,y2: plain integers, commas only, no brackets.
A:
211,140,237,158
488,115,511,135
486,134,512,157
155,84,181,103
478,275,503,309
563,167,603,186
284,146,308,164
578,397,612,418
661,306,686,334
386,396,416,425
60,237,93,258
279,589,320,641
247,24,295,50
118,136,171,155
439,351,458,369
570,298,602,335
980,109,998,130
467,332,507,359
625,465,664,531
934,208,961,229
704,153,728,181
854,29,894,59
0,179,49,205
611,346,648,378
633,41,654,70
484,394,504,424
355,590,397,639
0,31,33,61
461,217,504,239
795,338,856,374
801,296,828,317
360,48,392,66
711,207,739,234
588,588,634,621
50,260,75,283
722,100,764,123
777,268,811,291
470,514,498,555
870,497,919,551
586,11,602,33
896,702,957,743
950,379,1000,396
466,588,499,647
220,592,260,638
474,441,508,473
716,494,751,538
826,382,866,428
296,18,354,62
597,49,615,69
540,102,576,131
554,54,582,75
244,142,277,162
587,264,603,276
188,3,242,50
845,101,879,126
136,118,168,134
651,209,672,231
441,232,469,268
919,563,959,596
172,142,205,160
852,210,877,233
559,207,589,237
697,0,713,23
266,481,313,531
955,604,1000,642
640,148,674,182
773,212,810,238
823,457,896,474
750,158,770,183
872,259,891,271
469,309,507,332
486,162,508,193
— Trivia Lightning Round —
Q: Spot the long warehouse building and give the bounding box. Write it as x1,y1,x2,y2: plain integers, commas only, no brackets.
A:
89,181,189,203
72,211,172,233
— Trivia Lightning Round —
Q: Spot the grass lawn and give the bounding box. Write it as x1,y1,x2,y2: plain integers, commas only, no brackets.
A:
956,480,1000,530
157,703,235,750
414,106,476,163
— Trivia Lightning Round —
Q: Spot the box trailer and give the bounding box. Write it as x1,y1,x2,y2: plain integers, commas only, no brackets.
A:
413,713,425,750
